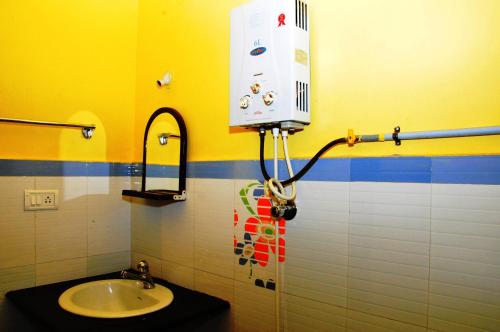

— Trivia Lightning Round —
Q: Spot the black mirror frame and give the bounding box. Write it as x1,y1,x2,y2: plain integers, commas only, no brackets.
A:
123,107,188,201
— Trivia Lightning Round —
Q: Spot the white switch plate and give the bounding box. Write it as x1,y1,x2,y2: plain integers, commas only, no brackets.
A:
24,190,59,211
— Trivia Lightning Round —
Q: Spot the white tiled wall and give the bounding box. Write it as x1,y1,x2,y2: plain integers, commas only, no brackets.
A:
429,184,500,332
88,177,131,256
283,293,347,332
285,181,349,308
0,177,36,270
131,179,500,332
234,280,275,332
193,179,235,279
3,174,500,332
0,175,131,322
348,182,431,329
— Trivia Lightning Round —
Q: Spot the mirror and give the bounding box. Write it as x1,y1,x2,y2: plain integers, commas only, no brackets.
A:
145,113,181,192
122,107,187,202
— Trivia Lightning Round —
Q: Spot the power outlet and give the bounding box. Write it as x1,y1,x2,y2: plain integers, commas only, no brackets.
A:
24,190,59,211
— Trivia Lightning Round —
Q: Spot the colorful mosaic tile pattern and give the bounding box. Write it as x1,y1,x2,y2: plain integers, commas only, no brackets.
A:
233,182,286,290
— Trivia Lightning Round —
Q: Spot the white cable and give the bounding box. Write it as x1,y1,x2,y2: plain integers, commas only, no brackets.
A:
272,127,280,179
268,128,295,201
281,130,296,179
268,178,296,201
273,128,281,332
274,214,281,332
274,129,298,332
267,130,297,201
264,129,297,332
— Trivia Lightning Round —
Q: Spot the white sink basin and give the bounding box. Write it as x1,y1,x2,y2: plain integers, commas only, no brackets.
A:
58,279,174,318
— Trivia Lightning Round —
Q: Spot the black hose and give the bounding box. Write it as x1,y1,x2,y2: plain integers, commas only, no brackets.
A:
259,129,347,186
259,129,272,181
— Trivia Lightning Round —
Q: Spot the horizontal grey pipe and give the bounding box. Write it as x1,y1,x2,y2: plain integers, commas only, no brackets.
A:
359,126,500,142
359,134,380,142
0,117,95,130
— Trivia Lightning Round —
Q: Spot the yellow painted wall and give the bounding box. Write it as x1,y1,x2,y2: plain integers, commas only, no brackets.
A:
135,0,500,162
1,1,499,163
0,0,138,162
146,115,181,165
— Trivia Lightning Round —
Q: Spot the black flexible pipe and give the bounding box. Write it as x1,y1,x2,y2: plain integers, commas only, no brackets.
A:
259,129,272,181
259,129,347,186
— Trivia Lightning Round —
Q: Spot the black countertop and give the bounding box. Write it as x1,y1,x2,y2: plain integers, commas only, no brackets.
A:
6,272,230,332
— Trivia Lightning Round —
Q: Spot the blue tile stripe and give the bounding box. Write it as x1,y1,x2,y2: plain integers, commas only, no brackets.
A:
187,160,264,180
0,160,131,177
351,157,432,183
1,156,500,185
432,156,500,185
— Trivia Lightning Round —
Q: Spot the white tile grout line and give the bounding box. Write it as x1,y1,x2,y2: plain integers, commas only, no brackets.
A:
346,180,352,330
193,178,199,293
85,169,89,276
426,183,433,330
231,179,239,330
33,176,38,283
231,178,237,318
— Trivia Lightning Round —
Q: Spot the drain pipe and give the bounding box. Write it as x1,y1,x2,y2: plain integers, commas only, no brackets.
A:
271,127,281,332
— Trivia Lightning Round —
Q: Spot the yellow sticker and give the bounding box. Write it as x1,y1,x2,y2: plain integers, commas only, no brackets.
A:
295,49,308,66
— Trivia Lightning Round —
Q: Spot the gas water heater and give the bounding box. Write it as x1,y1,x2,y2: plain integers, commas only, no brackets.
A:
228,8,500,331
230,0,311,130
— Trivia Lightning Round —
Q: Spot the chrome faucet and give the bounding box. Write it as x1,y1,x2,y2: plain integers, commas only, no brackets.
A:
121,260,155,289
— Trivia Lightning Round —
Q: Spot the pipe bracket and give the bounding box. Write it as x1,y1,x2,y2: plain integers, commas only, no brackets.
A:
393,126,401,146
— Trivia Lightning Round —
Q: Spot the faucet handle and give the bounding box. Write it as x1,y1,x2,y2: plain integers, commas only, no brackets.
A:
137,260,149,273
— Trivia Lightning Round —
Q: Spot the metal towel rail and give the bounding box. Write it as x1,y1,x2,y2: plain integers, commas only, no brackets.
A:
0,117,95,139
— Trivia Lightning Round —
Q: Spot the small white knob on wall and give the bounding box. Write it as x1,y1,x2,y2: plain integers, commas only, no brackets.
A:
157,72,172,87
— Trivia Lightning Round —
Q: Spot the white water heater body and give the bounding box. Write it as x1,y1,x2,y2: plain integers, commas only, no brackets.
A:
230,0,310,129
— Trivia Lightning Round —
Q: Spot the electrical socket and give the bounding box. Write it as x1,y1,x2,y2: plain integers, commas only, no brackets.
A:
24,190,59,211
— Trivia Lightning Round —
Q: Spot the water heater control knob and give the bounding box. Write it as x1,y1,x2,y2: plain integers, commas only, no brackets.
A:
263,92,276,106
240,95,251,109
250,83,261,94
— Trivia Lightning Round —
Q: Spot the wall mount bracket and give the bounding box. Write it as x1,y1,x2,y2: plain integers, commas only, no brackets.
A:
393,126,401,146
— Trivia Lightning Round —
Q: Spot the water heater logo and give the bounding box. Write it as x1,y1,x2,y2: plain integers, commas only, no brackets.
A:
278,13,286,27
250,47,267,56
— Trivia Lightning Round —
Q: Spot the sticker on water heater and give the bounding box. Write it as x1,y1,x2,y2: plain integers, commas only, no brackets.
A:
295,49,308,66
250,47,267,56
278,13,286,27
